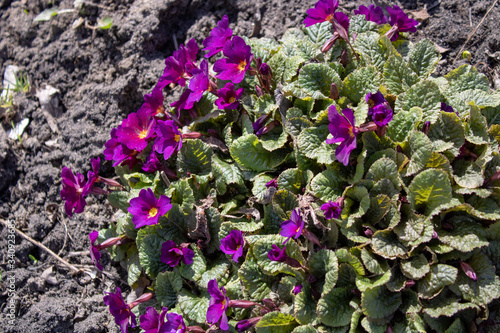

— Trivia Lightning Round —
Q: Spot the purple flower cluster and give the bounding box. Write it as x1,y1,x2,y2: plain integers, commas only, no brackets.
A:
354,4,387,25
321,199,343,219
104,288,154,333
366,91,393,127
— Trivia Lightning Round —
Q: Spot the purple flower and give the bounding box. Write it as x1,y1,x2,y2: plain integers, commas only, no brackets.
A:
326,105,358,166
321,200,342,219
203,15,233,58
159,39,199,87
141,85,165,117
140,307,186,333
170,89,193,113
161,240,195,267
268,244,287,262
354,4,387,25
89,230,103,271
154,120,183,161
215,82,243,110
253,114,270,138
142,151,163,173
366,91,393,127
386,5,418,41
186,59,210,107
265,179,278,189
128,188,172,228
213,36,253,84
60,167,89,217
220,230,245,263
441,102,459,116
460,262,477,281
85,157,101,193
206,279,230,330
103,127,139,168
292,284,303,295
303,0,339,27
236,317,262,332
116,108,156,151
103,287,137,333
280,208,304,244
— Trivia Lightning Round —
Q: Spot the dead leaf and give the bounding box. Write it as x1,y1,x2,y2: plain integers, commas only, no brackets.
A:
410,8,430,22
434,43,450,54
41,266,58,285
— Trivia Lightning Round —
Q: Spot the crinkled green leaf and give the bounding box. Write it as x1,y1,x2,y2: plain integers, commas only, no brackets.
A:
365,194,391,225
168,179,195,213
212,154,244,195
396,80,442,124
295,285,319,325
239,255,272,301
317,287,356,327
361,285,402,319
126,247,141,286
428,111,465,156
177,290,210,325
408,39,440,77
179,246,206,282
417,264,457,299
366,157,400,188
408,168,452,216
422,292,479,318
371,230,408,259
335,249,365,276
465,103,490,145
295,63,342,100
138,233,167,278
292,325,319,333
309,169,346,202
384,55,419,95
277,168,306,195
356,269,392,292
199,262,230,289
256,312,298,333
447,89,500,118
261,126,289,152
177,139,213,182
245,37,280,62
404,131,433,177
355,32,399,71
286,117,313,137
272,189,298,220
296,125,336,164
107,191,130,213
360,248,389,275
156,271,183,308
341,66,380,105
309,249,339,295
386,107,422,143
445,65,490,93
341,186,371,227
230,134,288,172
400,254,430,280
304,21,333,47
400,289,422,314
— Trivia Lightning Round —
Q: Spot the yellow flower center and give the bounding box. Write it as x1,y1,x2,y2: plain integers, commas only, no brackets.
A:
174,134,181,142
237,60,247,71
139,129,148,139
221,299,226,309
348,126,355,138
228,96,236,103
325,14,334,22
148,207,158,218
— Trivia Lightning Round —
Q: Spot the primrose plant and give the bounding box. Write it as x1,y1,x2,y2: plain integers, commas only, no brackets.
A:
61,0,500,332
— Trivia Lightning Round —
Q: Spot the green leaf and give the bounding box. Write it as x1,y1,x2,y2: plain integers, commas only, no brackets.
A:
138,233,167,278
245,37,280,62
465,103,490,145
361,285,402,319
256,312,298,333
177,290,210,325
126,247,141,286
360,248,389,275
107,191,130,212
297,63,341,100
396,80,442,124
366,157,400,188
408,169,452,216
386,107,422,143
272,189,299,220
286,117,313,137
168,179,195,213
336,249,365,276
277,168,306,195
453,159,485,190
97,17,113,30
212,155,244,195
417,264,458,299
34,7,59,22
341,186,371,227
261,127,289,152
356,270,392,292
239,255,272,301
295,285,319,325
317,287,355,327
253,235,304,276
349,15,378,34
309,169,346,202
304,21,333,47
355,32,398,71
408,39,440,77
179,246,206,282
422,292,479,318
427,111,465,156
199,262,230,289
230,134,288,172
296,125,336,164
361,317,387,333
371,230,408,259
450,252,500,305
156,271,183,307
404,131,433,176
383,55,419,95
445,64,490,93
365,194,391,225
177,139,213,182
400,254,430,280
447,89,500,118
252,173,274,203
341,66,380,105
292,325,319,333
309,249,339,295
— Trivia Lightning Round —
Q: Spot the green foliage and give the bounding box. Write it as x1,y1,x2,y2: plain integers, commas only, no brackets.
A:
93,10,500,333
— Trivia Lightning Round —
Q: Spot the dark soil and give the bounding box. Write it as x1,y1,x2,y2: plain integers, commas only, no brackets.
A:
0,0,498,332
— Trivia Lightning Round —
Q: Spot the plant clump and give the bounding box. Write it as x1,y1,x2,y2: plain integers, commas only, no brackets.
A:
60,1,500,332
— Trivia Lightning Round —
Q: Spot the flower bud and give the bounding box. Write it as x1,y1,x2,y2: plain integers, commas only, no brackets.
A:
330,82,339,100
